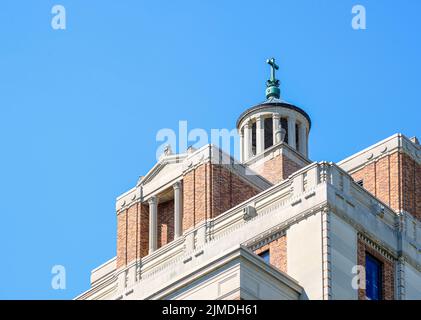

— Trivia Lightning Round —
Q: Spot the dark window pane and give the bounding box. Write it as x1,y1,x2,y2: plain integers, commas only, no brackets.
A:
366,254,382,300
258,250,270,264
264,117,273,149
280,118,288,143
295,123,300,151
251,122,256,155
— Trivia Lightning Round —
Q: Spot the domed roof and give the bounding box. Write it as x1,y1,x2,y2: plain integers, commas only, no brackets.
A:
236,97,311,129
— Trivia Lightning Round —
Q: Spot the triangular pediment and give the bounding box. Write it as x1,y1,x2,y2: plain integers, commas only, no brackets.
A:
140,154,187,198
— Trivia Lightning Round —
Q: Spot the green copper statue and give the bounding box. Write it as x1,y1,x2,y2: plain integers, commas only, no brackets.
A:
266,57,281,99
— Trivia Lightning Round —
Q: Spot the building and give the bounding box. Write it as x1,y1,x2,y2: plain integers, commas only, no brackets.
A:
76,59,421,300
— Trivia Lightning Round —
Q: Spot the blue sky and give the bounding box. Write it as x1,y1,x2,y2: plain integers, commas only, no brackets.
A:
0,0,420,299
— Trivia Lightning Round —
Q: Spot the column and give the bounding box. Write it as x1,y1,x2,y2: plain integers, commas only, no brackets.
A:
173,182,182,238
148,196,157,254
299,123,307,157
256,115,264,154
239,129,244,162
272,113,281,144
288,115,296,150
243,121,252,161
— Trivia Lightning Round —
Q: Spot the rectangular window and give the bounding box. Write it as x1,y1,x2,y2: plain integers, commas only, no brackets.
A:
251,121,256,155
264,117,273,149
258,250,270,264
365,253,382,300
280,118,288,143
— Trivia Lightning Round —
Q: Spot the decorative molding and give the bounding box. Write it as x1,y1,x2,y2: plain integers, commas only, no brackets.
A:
321,205,332,300
397,256,406,300
236,100,311,130
246,229,286,251
357,233,396,262
338,133,421,173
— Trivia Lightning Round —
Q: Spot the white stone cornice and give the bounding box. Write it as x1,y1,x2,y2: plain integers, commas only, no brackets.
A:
141,154,187,185
116,187,141,213
338,133,421,173
245,140,311,169
245,228,286,251
357,232,397,261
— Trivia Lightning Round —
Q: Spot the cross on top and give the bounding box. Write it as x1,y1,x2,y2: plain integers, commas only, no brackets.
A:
267,58,279,83
265,57,281,99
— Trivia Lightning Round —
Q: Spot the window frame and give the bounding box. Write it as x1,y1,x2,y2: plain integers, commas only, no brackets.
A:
365,253,383,300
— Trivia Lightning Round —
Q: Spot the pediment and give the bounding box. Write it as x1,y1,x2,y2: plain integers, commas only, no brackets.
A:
140,154,187,198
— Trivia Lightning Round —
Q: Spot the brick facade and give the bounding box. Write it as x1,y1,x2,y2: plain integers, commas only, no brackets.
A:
254,236,287,273
117,162,261,268
116,203,149,269
357,238,395,300
351,151,421,220
116,210,127,269
252,154,304,185
157,200,174,249
183,162,261,231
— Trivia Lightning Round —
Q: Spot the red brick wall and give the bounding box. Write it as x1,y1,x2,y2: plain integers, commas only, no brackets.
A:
401,153,417,218
183,170,195,231
116,203,149,269
389,152,401,211
351,151,421,220
116,158,280,267
157,200,174,249
126,204,138,264
357,239,395,300
252,154,304,185
254,236,287,273
139,204,149,258
116,210,127,269
183,162,261,231
282,155,304,181
195,163,209,224
211,164,260,218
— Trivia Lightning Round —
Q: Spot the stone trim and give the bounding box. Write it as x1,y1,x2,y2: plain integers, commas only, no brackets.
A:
245,140,311,168
247,229,286,252
140,154,187,185
236,99,311,129
338,133,421,173
358,233,396,262
396,256,406,300
321,206,332,300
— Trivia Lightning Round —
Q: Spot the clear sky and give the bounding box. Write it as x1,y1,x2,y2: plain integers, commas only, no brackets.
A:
0,0,420,299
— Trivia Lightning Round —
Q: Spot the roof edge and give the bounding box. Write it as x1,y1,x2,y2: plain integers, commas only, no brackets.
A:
236,100,311,129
